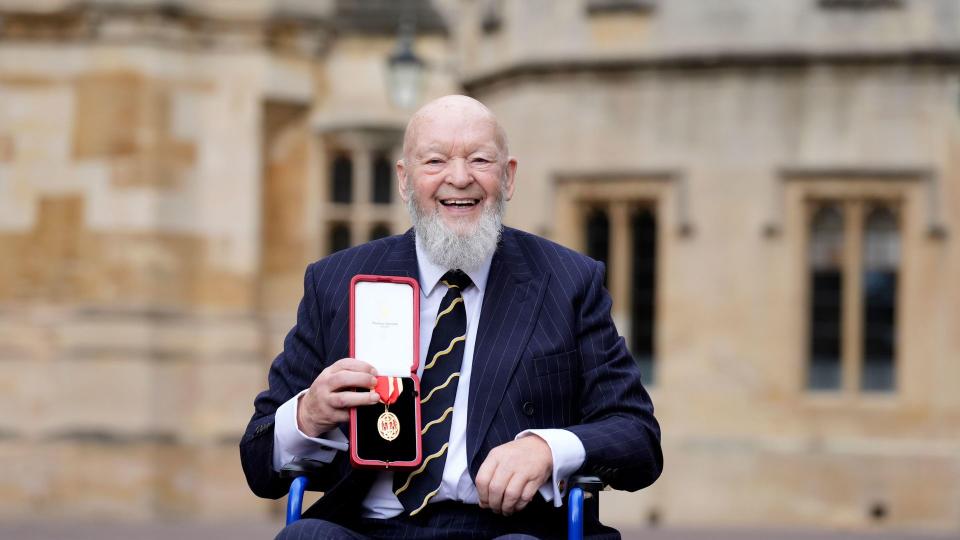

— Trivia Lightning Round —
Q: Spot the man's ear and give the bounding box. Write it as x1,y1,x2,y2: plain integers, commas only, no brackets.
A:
502,157,518,201
397,159,409,202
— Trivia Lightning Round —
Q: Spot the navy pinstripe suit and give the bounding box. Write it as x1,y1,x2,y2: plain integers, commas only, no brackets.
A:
241,227,662,535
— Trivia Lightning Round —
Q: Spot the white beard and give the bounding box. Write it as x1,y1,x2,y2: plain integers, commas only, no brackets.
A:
406,188,505,272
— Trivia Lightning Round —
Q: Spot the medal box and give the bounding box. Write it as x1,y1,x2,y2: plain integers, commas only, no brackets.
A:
349,275,423,469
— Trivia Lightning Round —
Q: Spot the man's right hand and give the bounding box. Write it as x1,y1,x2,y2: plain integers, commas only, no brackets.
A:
296,358,381,437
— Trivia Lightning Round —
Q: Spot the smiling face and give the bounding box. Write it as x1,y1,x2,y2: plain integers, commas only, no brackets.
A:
397,96,517,236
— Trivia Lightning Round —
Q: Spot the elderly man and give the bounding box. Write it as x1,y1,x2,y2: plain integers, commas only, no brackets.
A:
241,95,662,539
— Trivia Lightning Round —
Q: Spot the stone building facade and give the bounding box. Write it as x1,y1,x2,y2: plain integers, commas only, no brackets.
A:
1,0,958,534
0,0,456,522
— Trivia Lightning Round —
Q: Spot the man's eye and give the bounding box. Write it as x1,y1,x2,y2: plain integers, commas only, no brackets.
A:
472,158,490,164
426,159,443,165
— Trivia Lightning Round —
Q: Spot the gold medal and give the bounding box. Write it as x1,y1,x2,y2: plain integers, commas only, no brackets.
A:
374,376,403,441
377,411,400,441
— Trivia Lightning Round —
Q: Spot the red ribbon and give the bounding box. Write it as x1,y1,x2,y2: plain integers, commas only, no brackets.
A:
374,376,403,406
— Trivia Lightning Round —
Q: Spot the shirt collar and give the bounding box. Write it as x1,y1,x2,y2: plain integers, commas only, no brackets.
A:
414,236,493,298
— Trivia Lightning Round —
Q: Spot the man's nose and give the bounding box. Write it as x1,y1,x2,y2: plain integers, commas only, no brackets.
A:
445,158,472,187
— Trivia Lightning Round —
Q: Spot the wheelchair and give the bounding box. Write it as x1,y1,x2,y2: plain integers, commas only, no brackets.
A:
281,458,604,540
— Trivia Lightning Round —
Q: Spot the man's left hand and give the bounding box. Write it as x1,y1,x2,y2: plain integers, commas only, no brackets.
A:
475,435,553,516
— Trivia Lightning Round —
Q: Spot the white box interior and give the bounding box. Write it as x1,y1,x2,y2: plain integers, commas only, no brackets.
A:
354,280,415,377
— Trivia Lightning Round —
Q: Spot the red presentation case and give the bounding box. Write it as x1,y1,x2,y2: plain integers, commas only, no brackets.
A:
349,274,423,469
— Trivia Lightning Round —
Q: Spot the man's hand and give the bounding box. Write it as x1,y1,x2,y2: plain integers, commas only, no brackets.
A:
475,435,553,516
296,358,380,437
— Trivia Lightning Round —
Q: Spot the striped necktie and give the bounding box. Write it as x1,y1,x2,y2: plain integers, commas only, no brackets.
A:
394,269,472,516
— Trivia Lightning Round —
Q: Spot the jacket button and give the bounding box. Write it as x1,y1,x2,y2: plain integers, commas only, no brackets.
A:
522,401,535,416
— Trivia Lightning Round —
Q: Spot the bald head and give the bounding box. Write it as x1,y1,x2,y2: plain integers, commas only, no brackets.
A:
402,95,509,165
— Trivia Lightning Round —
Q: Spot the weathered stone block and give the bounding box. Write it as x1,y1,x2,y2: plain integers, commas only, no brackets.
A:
72,71,196,189
0,359,49,437
0,440,49,518
46,357,156,435
0,134,13,162
190,360,265,442
44,441,156,520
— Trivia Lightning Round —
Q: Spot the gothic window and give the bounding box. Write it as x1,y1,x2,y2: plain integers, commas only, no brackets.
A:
586,0,657,15
372,152,392,204
369,223,391,241
805,199,900,394
481,0,503,34
861,205,899,391
631,208,657,384
581,202,659,385
329,222,350,253
331,154,353,203
322,136,404,257
585,208,610,284
818,0,902,10
807,204,845,391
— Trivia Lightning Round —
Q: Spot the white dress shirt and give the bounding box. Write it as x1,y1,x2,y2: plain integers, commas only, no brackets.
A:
272,238,585,518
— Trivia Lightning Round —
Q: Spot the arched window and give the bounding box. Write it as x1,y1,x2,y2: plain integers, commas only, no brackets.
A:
807,204,845,390
574,194,661,387
331,154,352,203
861,205,898,391
329,222,350,253
372,153,392,204
585,208,610,284
369,223,391,241
631,208,657,384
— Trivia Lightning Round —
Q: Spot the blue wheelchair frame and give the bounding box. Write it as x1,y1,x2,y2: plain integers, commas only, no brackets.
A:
281,458,603,540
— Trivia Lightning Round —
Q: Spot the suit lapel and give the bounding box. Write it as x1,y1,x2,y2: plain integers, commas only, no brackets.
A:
466,230,548,468
373,229,550,469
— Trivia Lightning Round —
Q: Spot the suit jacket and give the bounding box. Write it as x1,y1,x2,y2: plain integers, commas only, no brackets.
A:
240,227,662,522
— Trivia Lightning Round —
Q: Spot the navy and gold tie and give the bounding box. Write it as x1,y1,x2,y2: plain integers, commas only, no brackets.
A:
394,270,472,516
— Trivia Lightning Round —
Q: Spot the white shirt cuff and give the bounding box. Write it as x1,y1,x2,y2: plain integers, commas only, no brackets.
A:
272,389,350,471
515,428,586,507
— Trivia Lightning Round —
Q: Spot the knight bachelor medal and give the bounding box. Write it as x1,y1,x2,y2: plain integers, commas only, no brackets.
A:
377,411,400,441
374,376,403,441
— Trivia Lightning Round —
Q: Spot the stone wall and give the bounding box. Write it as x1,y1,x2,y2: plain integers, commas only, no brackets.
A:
0,0,454,522
0,36,278,519
458,0,960,532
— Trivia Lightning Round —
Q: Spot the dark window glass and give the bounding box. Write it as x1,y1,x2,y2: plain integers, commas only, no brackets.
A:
631,208,657,385
329,223,350,253
585,208,610,285
370,223,391,241
331,154,352,203
372,153,392,204
481,0,502,34
861,206,898,392
818,0,903,10
587,0,657,15
808,204,844,390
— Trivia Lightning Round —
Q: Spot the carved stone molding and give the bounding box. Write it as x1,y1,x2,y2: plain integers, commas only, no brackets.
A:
554,169,693,238
0,3,333,55
767,165,948,239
